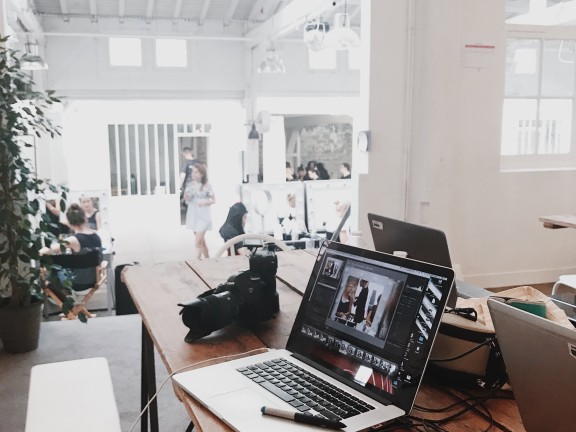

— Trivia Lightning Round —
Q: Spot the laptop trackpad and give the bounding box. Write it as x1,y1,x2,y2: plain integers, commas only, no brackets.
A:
210,388,313,431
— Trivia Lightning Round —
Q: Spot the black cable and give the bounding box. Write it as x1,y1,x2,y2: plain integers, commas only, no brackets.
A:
185,421,195,432
413,390,512,413
429,337,496,362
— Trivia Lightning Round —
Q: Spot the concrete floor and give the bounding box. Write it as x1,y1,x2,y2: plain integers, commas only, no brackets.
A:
0,315,190,431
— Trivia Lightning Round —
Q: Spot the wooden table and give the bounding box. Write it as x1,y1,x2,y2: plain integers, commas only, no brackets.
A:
539,214,576,229
123,250,525,432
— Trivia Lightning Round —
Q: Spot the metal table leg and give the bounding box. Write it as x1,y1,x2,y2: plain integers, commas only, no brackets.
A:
141,322,159,432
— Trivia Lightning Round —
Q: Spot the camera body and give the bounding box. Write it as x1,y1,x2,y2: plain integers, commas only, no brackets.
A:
179,247,279,342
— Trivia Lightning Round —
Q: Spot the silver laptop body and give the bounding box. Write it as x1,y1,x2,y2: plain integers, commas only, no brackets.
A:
174,241,455,432
487,299,576,432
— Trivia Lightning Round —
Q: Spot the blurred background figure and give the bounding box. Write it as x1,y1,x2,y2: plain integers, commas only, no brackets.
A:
179,147,197,192
296,165,306,181
304,160,317,180
340,163,351,179
79,195,101,230
219,202,249,256
45,193,70,240
316,162,330,180
285,161,296,181
184,163,215,260
326,200,350,243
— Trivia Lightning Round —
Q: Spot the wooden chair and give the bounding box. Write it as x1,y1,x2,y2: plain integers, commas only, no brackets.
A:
43,249,108,320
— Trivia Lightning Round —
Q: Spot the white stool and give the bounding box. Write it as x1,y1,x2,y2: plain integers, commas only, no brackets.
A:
25,357,121,432
551,274,576,296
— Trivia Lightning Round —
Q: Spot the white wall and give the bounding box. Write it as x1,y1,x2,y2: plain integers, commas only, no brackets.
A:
44,37,359,99
359,0,576,287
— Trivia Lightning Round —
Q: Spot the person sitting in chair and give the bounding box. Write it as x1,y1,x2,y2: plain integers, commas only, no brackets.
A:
40,204,105,320
42,203,102,255
40,204,102,290
219,202,248,256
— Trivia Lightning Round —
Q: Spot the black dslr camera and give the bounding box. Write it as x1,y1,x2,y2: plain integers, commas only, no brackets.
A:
179,246,279,342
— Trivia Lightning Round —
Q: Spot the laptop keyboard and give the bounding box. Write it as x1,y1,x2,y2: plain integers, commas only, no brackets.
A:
237,358,375,420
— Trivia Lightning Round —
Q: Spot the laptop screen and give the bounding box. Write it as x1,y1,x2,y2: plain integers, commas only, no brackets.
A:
286,241,454,412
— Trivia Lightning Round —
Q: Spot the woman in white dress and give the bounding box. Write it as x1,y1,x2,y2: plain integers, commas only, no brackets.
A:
184,163,215,259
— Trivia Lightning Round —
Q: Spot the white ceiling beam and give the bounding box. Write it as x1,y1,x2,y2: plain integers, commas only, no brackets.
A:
349,4,361,22
248,0,265,21
146,0,155,19
246,0,338,47
199,0,212,24
7,0,45,42
89,0,97,16
118,0,125,18
59,0,69,15
273,0,287,16
224,0,240,25
172,0,183,19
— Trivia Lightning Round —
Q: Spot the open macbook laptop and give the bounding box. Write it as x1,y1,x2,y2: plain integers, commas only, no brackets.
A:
173,241,454,431
487,299,576,432
367,213,458,307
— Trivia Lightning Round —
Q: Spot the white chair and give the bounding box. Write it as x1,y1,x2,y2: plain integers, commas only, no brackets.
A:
214,233,291,258
551,274,576,296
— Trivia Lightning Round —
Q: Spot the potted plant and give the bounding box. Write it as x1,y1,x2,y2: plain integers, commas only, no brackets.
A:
0,36,74,353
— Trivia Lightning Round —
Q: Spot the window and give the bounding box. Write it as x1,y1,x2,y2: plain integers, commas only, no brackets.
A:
308,49,337,70
502,1,576,172
108,123,211,196
109,38,142,67
155,39,187,68
502,35,576,170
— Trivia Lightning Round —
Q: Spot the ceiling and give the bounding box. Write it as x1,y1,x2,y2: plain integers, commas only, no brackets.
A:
20,0,361,45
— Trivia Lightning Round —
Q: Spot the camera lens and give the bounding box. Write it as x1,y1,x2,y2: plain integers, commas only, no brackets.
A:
181,290,240,342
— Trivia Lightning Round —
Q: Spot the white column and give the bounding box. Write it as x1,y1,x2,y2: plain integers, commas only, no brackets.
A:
262,115,286,184
0,0,9,36
357,0,414,244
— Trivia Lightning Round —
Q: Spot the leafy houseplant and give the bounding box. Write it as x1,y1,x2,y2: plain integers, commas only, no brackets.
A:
0,36,76,352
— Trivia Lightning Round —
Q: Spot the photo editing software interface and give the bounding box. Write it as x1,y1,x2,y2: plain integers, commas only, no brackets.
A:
289,245,451,407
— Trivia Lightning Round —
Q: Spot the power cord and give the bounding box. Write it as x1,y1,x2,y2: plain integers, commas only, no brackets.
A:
406,383,513,432
126,347,270,432
428,337,496,363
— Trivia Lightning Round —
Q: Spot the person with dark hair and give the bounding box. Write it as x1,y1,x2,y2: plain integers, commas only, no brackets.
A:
219,202,249,255
303,160,317,181
340,163,351,179
296,165,306,181
41,203,102,255
184,163,215,259
316,162,330,180
179,147,197,191
354,280,369,325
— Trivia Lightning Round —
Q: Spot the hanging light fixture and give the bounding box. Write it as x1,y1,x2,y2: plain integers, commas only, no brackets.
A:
248,123,260,140
21,41,49,71
257,46,286,74
323,1,360,51
303,19,330,52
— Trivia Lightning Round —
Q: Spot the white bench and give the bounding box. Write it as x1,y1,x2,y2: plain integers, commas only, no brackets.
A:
25,357,122,432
